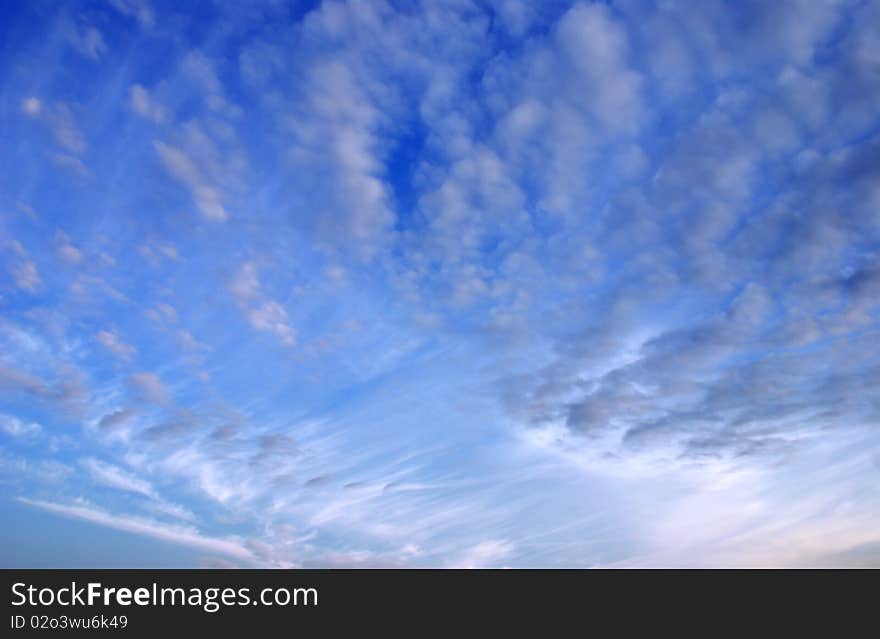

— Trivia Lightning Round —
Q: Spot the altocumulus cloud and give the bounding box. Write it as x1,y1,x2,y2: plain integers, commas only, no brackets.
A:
0,0,878,567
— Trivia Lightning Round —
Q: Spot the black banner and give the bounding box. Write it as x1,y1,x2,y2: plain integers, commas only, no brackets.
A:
1,569,874,635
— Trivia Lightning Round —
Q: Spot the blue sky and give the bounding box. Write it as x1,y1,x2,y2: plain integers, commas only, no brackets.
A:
1,0,879,567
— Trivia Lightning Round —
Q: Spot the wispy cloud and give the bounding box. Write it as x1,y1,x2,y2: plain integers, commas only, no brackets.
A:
129,372,170,404
153,141,228,222
0,414,41,439
10,260,40,292
129,84,167,123
228,263,296,346
18,498,255,562
96,330,136,360
83,458,156,498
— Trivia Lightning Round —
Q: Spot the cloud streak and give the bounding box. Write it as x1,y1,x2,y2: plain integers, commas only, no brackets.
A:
18,498,255,562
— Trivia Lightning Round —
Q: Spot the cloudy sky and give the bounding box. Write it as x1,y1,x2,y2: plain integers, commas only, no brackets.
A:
1,0,879,568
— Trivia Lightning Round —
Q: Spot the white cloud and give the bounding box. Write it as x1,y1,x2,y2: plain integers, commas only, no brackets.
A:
83,458,156,498
58,244,83,264
69,273,127,303
153,141,228,221
130,84,167,123
15,201,36,218
248,301,296,346
95,330,136,359
146,302,178,324
21,97,41,116
554,3,642,130
45,103,87,154
109,0,155,28
0,414,42,438
138,241,180,266
228,262,261,303
283,58,395,260
64,23,107,59
492,0,537,37
0,452,71,484
55,232,83,264
229,263,296,346
11,261,40,292
453,539,514,568
50,152,90,178
97,408,136,431
18,498,255,562
181,51,223,96
130,372,170,404
147,499,197,523
602,441,880,567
